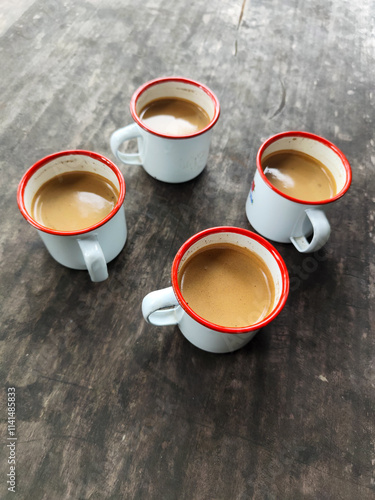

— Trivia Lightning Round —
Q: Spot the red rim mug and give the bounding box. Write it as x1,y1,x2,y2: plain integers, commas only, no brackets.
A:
142,226,289,353
110,77,220,183
246,131,352,253
17,150,127,282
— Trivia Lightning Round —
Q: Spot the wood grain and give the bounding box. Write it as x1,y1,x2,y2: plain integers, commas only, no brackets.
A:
0,0,374,498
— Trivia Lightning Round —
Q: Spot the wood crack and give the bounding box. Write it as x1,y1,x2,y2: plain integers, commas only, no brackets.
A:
269,77,286,119
238,0,247,29
234,0,247,55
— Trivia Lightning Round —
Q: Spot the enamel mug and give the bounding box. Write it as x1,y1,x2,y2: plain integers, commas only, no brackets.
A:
142,227,289,353
110,77,220,183
17,150,127,282
245,131,352,253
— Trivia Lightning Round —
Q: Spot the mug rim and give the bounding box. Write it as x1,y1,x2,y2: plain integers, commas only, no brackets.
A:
130,76,221,139
257,131,352,206
17,150,126,236
171,226,290,334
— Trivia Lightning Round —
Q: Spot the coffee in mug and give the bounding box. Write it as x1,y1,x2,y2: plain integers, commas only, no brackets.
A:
178,243,275,327
262,150,337,202
142,227,289,353
245,132,352,253
110,77,220,183
31,171,119,232
17,150,127,282
138,97,211,136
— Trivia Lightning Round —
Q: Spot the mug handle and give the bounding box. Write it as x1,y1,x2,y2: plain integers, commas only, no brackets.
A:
290,208,331,253
77,236,108,282
142,287,181,326
110,123,143,165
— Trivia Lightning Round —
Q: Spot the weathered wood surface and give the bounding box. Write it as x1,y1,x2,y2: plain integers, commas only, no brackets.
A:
0,0,374,499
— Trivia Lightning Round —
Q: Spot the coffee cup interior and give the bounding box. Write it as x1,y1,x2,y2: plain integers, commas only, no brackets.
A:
259,134,351,198
20,153,122,229
172,228,289,331
134,79,218,125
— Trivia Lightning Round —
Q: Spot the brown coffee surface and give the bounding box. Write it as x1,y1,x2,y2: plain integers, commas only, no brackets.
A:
262,149,337,201
178,243,275,328
31,171,119,231
139,97,211,136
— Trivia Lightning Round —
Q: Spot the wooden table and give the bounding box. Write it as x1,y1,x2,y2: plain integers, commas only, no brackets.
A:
1,1,374,498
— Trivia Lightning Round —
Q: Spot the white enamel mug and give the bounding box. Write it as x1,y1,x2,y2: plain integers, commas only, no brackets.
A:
142,227,289,354
17,150,127,282
245,132,352,253
110,77,220,183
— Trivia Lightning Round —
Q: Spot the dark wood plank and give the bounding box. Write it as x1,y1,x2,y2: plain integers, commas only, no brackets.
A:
0,0,374,498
